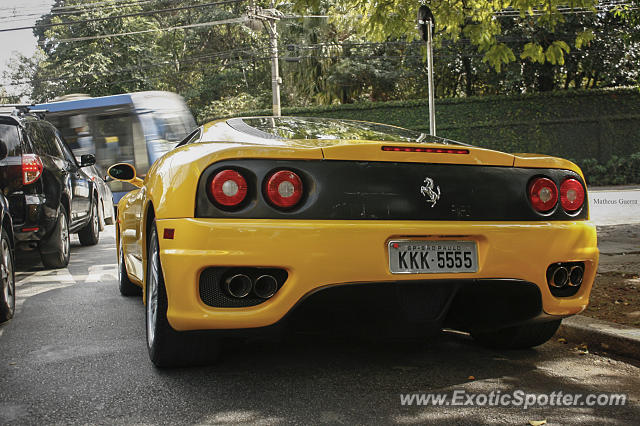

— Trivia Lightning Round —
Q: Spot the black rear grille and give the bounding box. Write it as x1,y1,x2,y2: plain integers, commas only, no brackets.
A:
195,159,588,221
199,267,287,308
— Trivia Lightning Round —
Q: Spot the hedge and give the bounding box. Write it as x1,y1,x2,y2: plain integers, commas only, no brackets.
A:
204,87,640,185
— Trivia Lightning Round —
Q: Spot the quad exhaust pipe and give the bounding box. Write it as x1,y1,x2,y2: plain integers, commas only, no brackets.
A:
254,275,278,299
549,266,569,288
547,263,585,293
223,272,280,299
224,274,252,298
568,265,584,287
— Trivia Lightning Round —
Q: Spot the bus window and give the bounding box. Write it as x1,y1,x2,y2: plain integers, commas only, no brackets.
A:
93,112,136,169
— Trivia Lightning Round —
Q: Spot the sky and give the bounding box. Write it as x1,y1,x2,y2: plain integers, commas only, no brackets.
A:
0,0,54,91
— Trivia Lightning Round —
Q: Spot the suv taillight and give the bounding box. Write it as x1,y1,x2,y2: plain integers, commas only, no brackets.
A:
22,154,43,185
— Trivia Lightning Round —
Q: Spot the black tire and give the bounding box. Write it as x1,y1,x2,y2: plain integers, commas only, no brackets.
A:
471,320,562,350
40,206,71,269
118,236,141,297
0,228,15,323
78,197,100,246
146,220,219,367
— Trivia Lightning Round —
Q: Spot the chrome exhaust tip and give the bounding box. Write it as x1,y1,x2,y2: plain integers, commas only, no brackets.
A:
550,266,569,288
253,275,278,299
569,265,584,287
224,274,252,298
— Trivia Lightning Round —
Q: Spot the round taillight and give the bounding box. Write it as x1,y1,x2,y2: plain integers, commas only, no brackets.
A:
560,178,585,212
209,169,247,207
265,170,303,208
529,177,558,212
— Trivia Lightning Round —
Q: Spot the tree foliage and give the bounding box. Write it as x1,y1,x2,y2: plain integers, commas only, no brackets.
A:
292,0,602,69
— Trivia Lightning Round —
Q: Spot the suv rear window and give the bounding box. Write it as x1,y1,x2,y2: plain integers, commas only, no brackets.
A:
26,122,63,157
0,122,21,157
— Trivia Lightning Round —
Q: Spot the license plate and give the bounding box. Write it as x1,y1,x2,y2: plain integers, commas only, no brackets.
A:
388,240,478,274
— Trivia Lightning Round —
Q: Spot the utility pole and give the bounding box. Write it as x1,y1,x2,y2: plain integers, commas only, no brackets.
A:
247,3,283,117
418,5,436,136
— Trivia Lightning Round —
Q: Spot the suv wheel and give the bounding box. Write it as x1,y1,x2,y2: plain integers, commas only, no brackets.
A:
0,227,15,323
40,206,70,269
78,198,100,246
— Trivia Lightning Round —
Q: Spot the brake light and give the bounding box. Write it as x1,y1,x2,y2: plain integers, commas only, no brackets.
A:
528,177,558,212
382,146,469,154
209,169,247,207
560,178,585,212
265,170,303,208
22,154,43,185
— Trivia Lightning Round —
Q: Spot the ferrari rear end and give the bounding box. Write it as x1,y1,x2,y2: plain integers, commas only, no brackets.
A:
156,140,598,347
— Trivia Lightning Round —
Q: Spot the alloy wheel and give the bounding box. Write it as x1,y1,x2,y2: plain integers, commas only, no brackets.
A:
1,237,14,312
91,202,99,236
146,237,159,348
61,213,69,259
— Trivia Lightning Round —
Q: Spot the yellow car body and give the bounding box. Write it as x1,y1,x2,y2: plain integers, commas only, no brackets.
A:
111,117,598,365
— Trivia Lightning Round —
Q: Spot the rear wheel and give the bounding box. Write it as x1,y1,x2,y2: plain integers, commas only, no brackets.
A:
78,198,100,246
471,320,562,350
40,206,70,269
0,228,15,323
146,220,219,367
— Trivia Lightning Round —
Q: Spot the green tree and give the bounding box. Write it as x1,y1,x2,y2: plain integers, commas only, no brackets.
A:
293,0,599,69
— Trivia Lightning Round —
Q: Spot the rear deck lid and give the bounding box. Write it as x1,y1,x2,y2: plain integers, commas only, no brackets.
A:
225,117,514,167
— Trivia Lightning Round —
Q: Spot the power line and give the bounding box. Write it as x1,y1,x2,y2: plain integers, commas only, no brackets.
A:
0,0,155,13
0,1,170,25
0,0,231,23
43,16,248,43
4,33,627,88
50,0,162,12
0,0,245,33
494,2,636,17
1,46,273,87
0,0,634,24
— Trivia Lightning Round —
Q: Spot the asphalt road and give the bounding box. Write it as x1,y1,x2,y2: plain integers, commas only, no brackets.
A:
1,226,639,425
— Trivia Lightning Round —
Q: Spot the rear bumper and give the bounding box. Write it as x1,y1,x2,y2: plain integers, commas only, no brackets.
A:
10,193,56,244
156,218,598,331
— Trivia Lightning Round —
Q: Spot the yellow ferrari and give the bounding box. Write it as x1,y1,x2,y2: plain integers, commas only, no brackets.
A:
108,117,598,367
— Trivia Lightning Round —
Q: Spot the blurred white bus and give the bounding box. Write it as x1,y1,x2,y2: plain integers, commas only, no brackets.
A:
36,91,196,202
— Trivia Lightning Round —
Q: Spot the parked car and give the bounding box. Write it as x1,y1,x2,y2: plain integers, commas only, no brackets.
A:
0,109,100,269
80,164,114,230
108,116,598,367
0,139,15,323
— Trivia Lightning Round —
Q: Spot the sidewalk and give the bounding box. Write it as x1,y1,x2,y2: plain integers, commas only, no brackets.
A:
558,316,640,360
558,187,640,359
588,186,640,226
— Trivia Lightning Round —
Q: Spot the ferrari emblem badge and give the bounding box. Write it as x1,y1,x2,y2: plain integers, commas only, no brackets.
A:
420,177,440,207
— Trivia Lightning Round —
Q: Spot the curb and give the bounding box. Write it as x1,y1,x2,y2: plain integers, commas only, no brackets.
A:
558,315,640,360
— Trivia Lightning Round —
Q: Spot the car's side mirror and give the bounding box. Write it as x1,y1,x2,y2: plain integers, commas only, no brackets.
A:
80,154,96,167
107,163,143,188
0,139,7,160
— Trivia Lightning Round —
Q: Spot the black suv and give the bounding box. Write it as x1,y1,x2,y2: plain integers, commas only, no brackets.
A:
0,110,100,268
